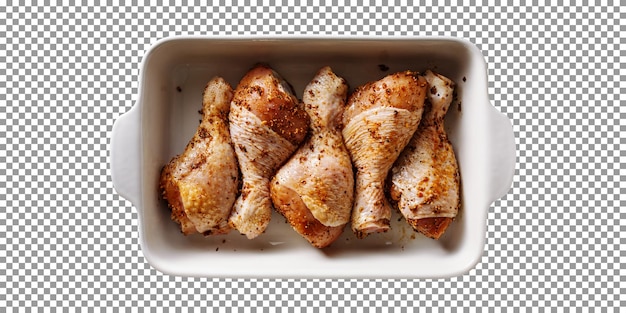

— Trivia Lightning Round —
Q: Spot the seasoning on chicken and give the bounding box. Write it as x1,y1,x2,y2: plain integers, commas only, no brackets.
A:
342,71,428,238
228,65,310,239
271,66,354,248
160,77,239,235
390,70,460,239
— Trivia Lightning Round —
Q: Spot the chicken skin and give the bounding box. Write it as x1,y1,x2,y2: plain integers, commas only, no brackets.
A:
228,65,309,239
342,71,428,238
390,70,460,239
160,77,239,235
271,67,354,248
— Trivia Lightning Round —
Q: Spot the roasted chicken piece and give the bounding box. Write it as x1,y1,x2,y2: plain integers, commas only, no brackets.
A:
228,65,309,239
390,70,460,239
271,66,354,248
160,77,239,235
343,71,428,238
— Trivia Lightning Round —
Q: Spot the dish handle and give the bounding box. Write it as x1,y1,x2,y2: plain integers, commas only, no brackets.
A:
487,104,516,203
110,104,141,207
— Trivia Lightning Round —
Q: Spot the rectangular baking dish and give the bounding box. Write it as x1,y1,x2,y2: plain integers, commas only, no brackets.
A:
110,36,515,278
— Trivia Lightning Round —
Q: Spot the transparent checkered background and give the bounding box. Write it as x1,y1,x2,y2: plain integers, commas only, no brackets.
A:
0,1,624,311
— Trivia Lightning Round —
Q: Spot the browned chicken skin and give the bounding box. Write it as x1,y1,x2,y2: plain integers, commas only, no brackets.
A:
390,70,460,239
160,77,239,235
342,71,428,238
228,65,310,239
271,66,354,248
232,65,309,145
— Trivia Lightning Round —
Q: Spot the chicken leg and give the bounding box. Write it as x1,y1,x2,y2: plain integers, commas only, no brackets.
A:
342,71,428,238
270,66,354,248
228,65,309,239
160,77,239,235
390,70,460,239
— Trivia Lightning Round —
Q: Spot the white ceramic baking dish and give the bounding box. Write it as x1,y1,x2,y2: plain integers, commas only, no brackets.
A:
110,36,515,278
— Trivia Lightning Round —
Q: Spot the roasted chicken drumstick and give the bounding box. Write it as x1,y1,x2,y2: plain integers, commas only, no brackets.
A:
160,77,239,235
390,70,460,239
228,65,310,239
271,66,354,248
342,71,428,238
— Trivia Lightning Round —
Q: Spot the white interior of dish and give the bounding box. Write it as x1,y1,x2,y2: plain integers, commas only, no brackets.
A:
136,38,493,278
